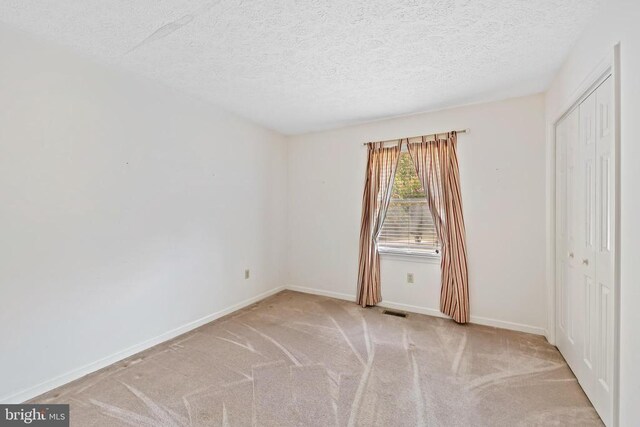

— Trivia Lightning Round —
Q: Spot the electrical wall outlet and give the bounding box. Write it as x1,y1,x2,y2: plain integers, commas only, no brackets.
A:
245,269,250,280
406,273,414,284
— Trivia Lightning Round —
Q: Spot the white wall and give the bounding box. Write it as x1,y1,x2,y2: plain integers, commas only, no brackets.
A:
544,1,640,424
0,26,287,402
287,94,547,334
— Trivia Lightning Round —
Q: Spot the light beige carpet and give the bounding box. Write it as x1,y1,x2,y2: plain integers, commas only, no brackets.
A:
31,290,602,426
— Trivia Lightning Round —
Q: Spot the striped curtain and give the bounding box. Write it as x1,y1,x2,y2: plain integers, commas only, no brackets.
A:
407,132,470,323
357,141,401,307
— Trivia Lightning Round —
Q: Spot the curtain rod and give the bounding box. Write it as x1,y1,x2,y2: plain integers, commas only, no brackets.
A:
362,128,469,146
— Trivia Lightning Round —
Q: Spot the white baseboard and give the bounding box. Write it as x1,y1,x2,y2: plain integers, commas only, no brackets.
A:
286,285,546,336
375,299,448,319
2,286,285,404
468,314,546,336
287,285,356,302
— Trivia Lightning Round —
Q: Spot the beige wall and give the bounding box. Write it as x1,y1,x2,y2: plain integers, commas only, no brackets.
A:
0,26,288,402
287,94,547,334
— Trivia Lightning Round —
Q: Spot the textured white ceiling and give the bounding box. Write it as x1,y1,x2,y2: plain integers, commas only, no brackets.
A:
0,1,601,134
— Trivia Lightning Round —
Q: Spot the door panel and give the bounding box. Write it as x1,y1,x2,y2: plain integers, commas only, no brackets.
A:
584,275,594,370
578,89,597,398
594,77,614,425
556,118,567,335
556,107,580,371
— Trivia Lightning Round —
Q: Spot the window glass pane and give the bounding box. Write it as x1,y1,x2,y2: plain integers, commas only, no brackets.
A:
378,153,439,254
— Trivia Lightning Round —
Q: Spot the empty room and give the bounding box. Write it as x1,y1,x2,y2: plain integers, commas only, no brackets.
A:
1,1,639,426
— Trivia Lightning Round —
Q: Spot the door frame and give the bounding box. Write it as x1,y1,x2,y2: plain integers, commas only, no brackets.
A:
546,44,621,426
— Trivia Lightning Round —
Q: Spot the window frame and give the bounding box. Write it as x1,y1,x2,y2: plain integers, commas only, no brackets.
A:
377,243,441,260
377,246,441,262
376,150,441,260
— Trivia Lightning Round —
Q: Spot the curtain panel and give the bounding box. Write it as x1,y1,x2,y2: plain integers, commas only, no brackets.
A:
407,132,470,323
356,141,401,307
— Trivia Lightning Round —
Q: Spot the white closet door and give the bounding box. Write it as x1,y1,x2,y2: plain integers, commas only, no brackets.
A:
593,76,614,425
555,107,580,371
577,85,598,399
555,76,614,426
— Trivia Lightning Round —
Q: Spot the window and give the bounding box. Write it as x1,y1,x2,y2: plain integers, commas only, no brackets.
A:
377,152,440,256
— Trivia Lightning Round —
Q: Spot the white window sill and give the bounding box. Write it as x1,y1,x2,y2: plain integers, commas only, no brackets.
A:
378,249,441,264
